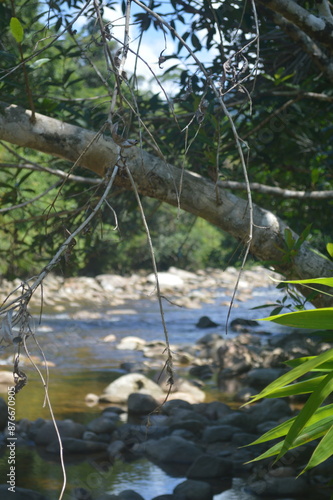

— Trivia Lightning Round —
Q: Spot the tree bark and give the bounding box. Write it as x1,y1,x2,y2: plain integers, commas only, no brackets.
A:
1,102,333,305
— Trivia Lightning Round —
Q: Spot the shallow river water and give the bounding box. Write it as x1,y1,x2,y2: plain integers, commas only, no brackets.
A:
0,282,290,499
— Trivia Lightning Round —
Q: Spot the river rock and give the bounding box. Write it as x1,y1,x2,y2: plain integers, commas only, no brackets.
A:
135,435,203,464
146,271,184,290
0,370,14,384
195,400,232,420
189,364,214,380
107,439,126,458
86,415,118,434
174,479,213,500
248,475,308,497
170,379,206,403
100,373,164,403
72,487,93,500
230,318,259,332
116,336,146,350
0,485,48,500
196,316,219,328
127,393,159,414
203,425,240,443
161,399,193,414
46,437,108,454
117,491,145,500
186,454,232,479
245,399,292,426
31,419,85,446
245,367,288,389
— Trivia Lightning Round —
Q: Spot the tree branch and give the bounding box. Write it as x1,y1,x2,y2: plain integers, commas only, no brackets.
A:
219,180,333,199
256,0,333,50
0,101,332,303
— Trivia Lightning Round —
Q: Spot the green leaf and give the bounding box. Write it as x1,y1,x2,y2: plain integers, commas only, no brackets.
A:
279,277,333,287
10,17,24,43
244,349,333,403
327,243,333,258
284,228,295,250
247,403,333,446
276,371,333,461
286,357,333,372
302,424,333,473
262,375,325,399
258,308,333,329
247,414,333,463
29,58,50,70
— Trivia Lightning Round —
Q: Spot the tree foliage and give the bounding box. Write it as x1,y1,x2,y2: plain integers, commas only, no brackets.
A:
0,0,332,279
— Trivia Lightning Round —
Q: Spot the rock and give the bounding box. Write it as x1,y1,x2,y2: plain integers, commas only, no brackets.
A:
100,373,164,403
127,393,159,414
86,416,117,434
245,367,288,390
135,435,203,464
120,362,145,373
235,386,257,403
196,332,222,344
85,393,99,405
118,491,145,500
115,423,169,444
72,487,93,500
116,336,146,350
218,412,257,433
0,370,14,384
46,437,108,454
0,485,48,500
230,318,259,330
174,479,213,500
146,272,184,290
232,432,258,446
245,399,292,424
195,401,232,420
31,419,84,446
203,425,239,443
172,379,206,403
103,334,117,342
186,454,232,479
95,494,119,500
196,316,219,328
189,364,213,380
248,476,308,497
151,496,175,500
107,439,126,458
170,419,205,436
161,399,193,415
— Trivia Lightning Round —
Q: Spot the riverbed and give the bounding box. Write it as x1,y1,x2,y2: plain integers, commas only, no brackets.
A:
0,269,290,499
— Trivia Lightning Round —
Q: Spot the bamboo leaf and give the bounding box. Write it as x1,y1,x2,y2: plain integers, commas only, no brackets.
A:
244,349,333,404
247,404,333,446
10,17,24,43
326,243,333,258
247,416,333,463
276,372,333,461
258,308,333,329
263,375,325,398
286,357,333,372
302,424,333,473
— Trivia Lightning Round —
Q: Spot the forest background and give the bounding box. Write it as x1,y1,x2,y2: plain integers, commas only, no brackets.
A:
0,0,332,283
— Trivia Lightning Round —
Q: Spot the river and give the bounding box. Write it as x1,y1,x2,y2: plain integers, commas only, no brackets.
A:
0,279,288,499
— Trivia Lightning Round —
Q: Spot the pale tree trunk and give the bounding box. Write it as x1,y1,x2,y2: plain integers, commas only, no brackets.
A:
0,102,332,305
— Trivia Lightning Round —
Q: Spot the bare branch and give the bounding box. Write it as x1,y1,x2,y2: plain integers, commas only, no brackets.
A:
219,180,333,199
